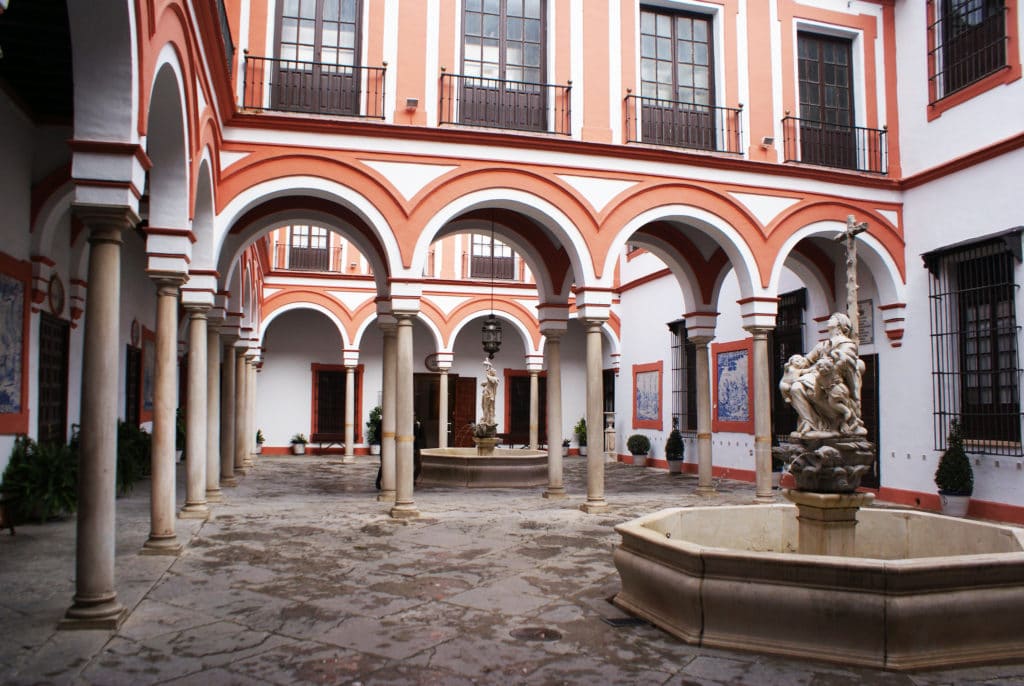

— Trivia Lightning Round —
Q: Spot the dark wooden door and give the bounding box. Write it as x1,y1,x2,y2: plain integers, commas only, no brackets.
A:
798,32,856,169
125,345,141,426
315,369,346,438
37,312,69,445
453,376,477,447
414,373,440,449
507,375,546,446
860,354,880,489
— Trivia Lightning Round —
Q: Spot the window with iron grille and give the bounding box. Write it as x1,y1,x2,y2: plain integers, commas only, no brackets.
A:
928,0,1007,101
668,319,697,432
470,233,515,280
925,231,1023,454
288,225,330,271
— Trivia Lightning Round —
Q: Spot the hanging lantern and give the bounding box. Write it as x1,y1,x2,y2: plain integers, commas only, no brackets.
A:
481,313,502,359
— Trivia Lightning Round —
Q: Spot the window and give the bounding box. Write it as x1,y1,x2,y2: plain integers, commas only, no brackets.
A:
470,233,515,280
274,0,362,115
929,0,1007,100
311,364,362,441
925,232,1022,454
460,0,546,131
288,225,330,271
668,319,697,431
638,7,715,149
797,32,856,170
770,289,805,440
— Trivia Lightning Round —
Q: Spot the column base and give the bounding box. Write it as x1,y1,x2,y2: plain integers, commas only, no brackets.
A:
377,490,396,502
140,535,183,556
695,485,717,497
754,494,775,504
221,476,238,487
580,500,609,514
234,467,247,476
342,455,356,464
60,593,127,631
543,487,567,499
205,489,223,502
178,503,210,519
389,503,420,519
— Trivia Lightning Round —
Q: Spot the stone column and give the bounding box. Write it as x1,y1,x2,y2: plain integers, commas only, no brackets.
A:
437,366,450,449
528,369,540,449
205,328,222,501
390,313,419,518
581,319,608,513
378,320,397,502
220,341,237,486
142,276,185,555
784,490,875,556
748,326,774,502
179,306,210,519
343,363,356,463
63,209,131,628
692,336,715,495
245,358,257,466
233,347,248,475
543,331,566,499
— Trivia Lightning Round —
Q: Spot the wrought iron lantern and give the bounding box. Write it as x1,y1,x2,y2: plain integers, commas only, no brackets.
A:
481,313,502,359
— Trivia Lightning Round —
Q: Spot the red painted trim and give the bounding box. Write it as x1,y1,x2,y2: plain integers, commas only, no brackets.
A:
146,227,198,244
711,338,755,434
632,362,663,430
188,269,220,277
0,253,31,434
902,131,1024,189
67,140,153,170
878,302,906,311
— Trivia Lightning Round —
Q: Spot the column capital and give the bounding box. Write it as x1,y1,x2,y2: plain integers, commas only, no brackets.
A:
342,348,360,367
183,302,212,315
738,295,778,329
74,204,139,235
150,272,187,294
581,316,607,331
742,325,774,338
688,334,714,347
682,310,719,340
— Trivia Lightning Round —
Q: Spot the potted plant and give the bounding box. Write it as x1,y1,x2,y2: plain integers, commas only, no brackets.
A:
366,406,382,455
290,433,308,455
573,417,588,456
935,419,973,517
665,420,685,474
561,439,570,457
255,429,265,454
626,434,651,466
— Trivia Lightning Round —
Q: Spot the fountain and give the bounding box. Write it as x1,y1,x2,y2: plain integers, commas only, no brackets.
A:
419,359,547,488
612,217,1024,670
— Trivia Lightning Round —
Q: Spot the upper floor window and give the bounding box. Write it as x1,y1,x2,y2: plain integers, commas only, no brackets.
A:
470,233,515,280
929,0,1007,100
288,225,330,271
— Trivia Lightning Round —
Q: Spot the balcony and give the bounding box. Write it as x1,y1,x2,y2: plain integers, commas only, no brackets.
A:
439,72,571,136
243,55,386,119
625,95,743,155
782,116,888,175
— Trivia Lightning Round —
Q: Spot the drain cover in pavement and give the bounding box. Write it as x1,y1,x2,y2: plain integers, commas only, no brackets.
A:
601,616,646,628
510,627,562,642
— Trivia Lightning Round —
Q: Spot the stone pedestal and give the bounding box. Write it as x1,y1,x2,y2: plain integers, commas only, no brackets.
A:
783,489,875,556
473,437,500,456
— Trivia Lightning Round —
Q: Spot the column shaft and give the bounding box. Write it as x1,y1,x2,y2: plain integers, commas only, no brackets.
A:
233,349,247,474
220,342,237,486
180,308,209,518
694,339,715,495
379,325,397,501
751,328,774,501
544,334,565,499
343,365,356,463
206,329,222,501
245,360,256,465
390,316,418,518
437,369,449,449
528,370,539,449
582,321,608,513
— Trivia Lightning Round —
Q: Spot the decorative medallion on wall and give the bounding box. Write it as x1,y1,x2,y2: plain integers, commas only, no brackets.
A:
47,274,64,317
424,353,441,372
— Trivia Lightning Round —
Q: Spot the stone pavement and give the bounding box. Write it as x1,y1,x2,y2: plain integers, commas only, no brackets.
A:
3,456,1024,685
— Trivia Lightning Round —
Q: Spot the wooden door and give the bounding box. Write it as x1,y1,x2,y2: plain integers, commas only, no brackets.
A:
453,376,477,447
125,345,141,426
37,312,69,445
414,373,440,449
860,354,880,489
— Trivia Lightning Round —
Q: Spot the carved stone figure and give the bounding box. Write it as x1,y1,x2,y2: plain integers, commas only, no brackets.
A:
480,359,498,428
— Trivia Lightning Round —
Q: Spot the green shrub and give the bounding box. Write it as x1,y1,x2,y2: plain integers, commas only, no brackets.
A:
573,417,587,446
1,435,78,524
366,406,382,445
935,419,973,496
626,434,651,455
117,421,151,496
664,422,685,461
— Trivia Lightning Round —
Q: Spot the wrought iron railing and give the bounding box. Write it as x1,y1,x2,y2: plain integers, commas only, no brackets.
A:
274,243,345,272
928,1,1007,101
216,0,235,70
243,55,386,119
782,116,888,175
625,95,742,154
439,71,571,136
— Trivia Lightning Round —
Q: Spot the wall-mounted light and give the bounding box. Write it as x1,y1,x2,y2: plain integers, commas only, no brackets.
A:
405,97,419,110
760,136,775,147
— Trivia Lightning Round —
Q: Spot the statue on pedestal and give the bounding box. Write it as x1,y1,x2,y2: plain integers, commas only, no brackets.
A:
474,359,499,441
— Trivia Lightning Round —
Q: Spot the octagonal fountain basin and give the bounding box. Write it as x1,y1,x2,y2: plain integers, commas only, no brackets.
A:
419,447,547,488
613,505,1024,671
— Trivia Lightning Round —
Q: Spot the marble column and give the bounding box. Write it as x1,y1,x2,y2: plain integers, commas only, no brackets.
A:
528,369,540,449
63,209,131,628
179,306,210,519
343,363,356,463
233,348,248,475
245,359,256,466
390,314,419,518
220,341,237,486
748,326,774,502
543,332,566,499
205,328,222,501
437,366,449,449
692,336,715,495
581,320,608,513
378,321,397,502
142,276,185,555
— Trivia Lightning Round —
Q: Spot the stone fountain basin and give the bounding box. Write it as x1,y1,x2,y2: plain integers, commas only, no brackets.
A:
613,505,1024,671
419,447,547,488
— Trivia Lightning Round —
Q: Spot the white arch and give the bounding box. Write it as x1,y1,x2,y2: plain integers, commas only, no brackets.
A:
784,252,837,319
191,152,216,269
606,205,763,301
259,302,349,347
626,234,704,315
31,183,74,260
448,311,537,356
146,54,191,236
770,220,905,306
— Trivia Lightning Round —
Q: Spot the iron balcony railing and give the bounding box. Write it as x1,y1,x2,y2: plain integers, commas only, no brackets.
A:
439,71,571,136
625,95,743,154
274,243,344,272
782,116,888,175
243,55,386,119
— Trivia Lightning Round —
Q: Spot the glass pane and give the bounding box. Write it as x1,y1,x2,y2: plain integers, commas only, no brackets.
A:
641,11,655,34
484,0,499,13
323,0,339,21
508,0,523,17
506,65,523,82
298,45,315,62
340,25,355,49
507,43,522,66
282,18,298,43
323,26,339,48
677,17,691,40
466,13,481,35
524,43,540,67
695,43,708,65
508,17,523,41
322,47,338,64
641,35,656,58
678,41,692,63
657,60,672,84
299,0,316,18
483,39,499,65
284,0,299,16
524,18,540,42
658,83,673,100
466,0,481,11
525,0,541,19
299,21,315,45
641,58,655,82
341,0,356,22
658,37,671,60
694,18,707,42
464,36,481,61
656,14,670,37
482,61,499,78
483,14,499,38
694,66,708,88
677,63,693,86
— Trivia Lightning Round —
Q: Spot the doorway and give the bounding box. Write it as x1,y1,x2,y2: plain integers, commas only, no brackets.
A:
453,376,477,447
506,373,546,446
37,312,69,445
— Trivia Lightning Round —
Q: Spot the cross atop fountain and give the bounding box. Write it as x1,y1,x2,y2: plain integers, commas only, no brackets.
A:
835,214,868,339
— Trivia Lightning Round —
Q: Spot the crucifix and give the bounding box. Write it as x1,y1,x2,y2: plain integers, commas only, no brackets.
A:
835,214,868,338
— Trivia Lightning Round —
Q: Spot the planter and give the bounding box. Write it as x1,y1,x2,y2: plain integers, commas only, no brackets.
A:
255,444,263,455
370,444,381,456
940,492,970,517
667,459,683,474
561,447,569,458
630,453,647,466
291,443,306,455
578,446,587,457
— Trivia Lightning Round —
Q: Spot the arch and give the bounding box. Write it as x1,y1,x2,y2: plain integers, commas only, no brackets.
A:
191,155,216,269
146,55,191,234
448,309,538,357
31,182,74,261
259,300,349,348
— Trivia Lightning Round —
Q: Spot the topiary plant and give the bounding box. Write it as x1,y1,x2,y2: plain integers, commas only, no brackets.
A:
117,421,151,497
935,419,973,496
573,417,587,447
626,434,651,455
366,405,382,445
664,420,685,461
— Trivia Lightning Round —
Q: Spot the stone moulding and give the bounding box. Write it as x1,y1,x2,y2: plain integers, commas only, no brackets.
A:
419,448,547,488
612,506,1024,671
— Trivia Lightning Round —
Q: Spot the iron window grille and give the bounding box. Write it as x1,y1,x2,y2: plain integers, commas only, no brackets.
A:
928,0,1008,102
668,319,697,432
924,229,1024,455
